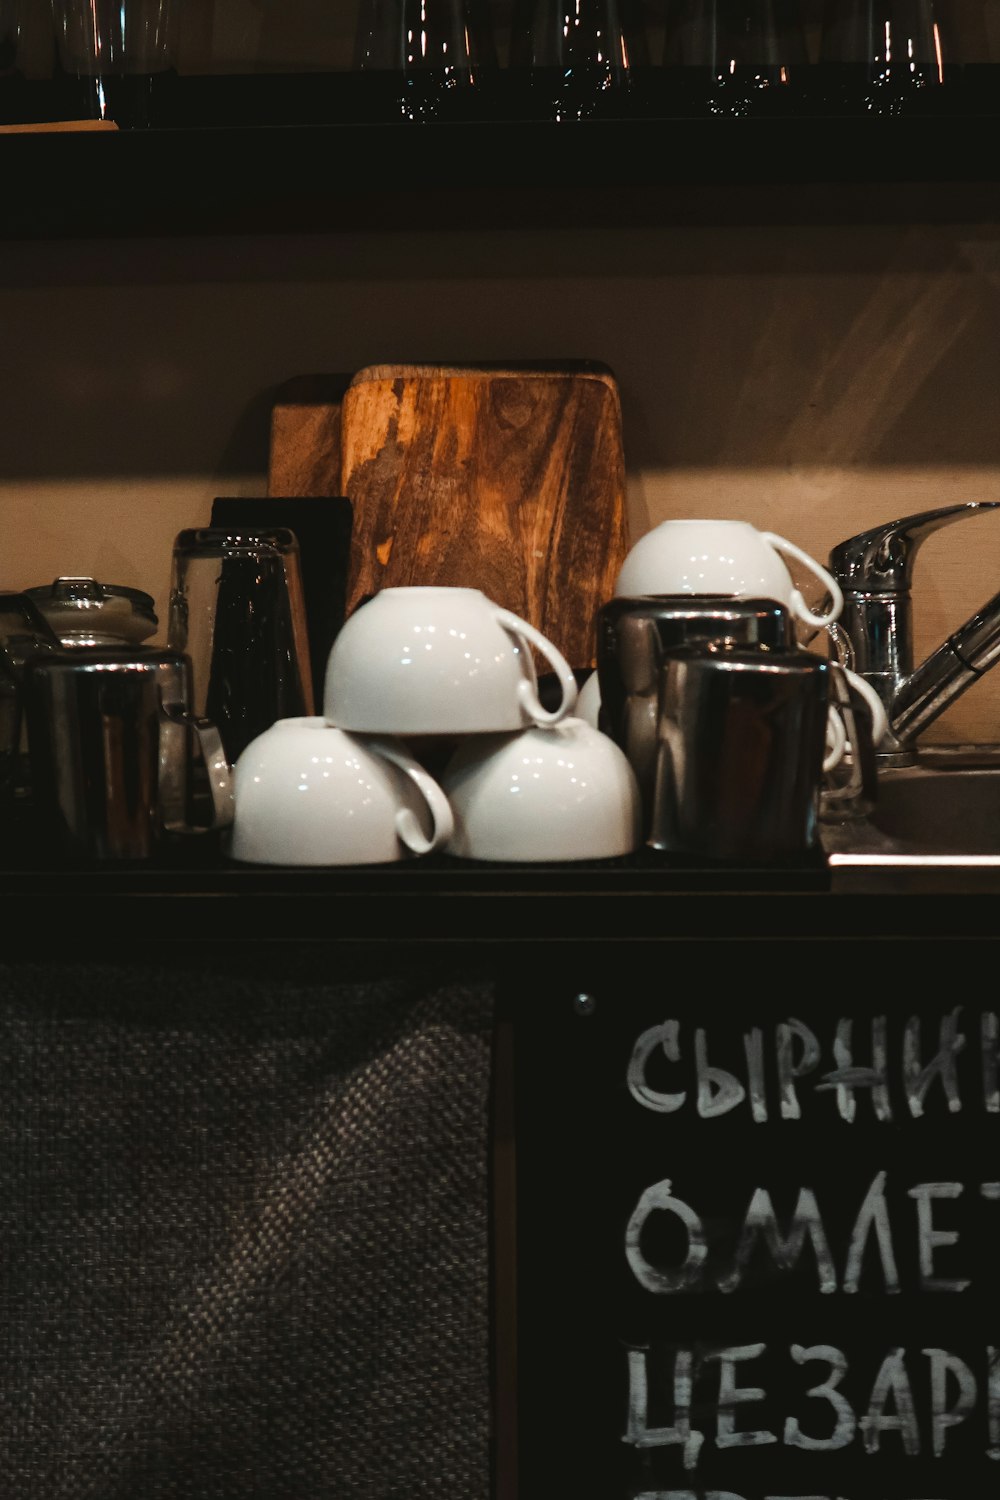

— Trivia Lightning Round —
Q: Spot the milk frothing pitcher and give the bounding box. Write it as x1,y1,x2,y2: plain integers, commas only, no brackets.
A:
649,644,832,863
24,646,233,862
596,595,795,837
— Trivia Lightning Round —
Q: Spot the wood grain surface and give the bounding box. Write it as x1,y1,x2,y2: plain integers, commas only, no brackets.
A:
267,373,349,500
336,361,630,668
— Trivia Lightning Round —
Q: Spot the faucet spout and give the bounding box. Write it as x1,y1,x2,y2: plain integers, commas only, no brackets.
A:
829,502,1000,765
891,588,1000,745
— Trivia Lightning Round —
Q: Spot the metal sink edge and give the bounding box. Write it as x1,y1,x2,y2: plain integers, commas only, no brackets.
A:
820,743,1000,892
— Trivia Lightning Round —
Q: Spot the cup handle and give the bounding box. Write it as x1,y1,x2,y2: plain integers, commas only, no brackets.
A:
372,739,455,856
839,665,888,748
159,706,235,834
822,664,888,775
761,531,845,630
822,665,880,815
812,620,888,749
493,607,578,726
823,705,848,773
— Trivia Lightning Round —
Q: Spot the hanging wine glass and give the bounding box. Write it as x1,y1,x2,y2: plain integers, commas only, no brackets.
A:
49,0,181,128
509,0,652,121
660,0,808,117
354,0,500,120
816,0,956,114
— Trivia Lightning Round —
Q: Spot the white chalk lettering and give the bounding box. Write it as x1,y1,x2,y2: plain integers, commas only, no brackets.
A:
903,1006,965,1118
624,1346,703,1468
629,1020,686,1113
631,1493,733,1500
625,1011,1000,1121
695,1028,746,1118
631,1492,751,1499
923,1346,977,1457
859,1347,920,1455
629,1172,999,1295
907,1182,971,1292
815,1015,891,1123
775,1019,821,1120
783,1344,856,1451
984,1012,1000,1113
705,1343,777,1450
626,1179,706,1294
744,1026,768,1124
624,1344,1000,1467
717,1188,837,1295
842,1170,900,1295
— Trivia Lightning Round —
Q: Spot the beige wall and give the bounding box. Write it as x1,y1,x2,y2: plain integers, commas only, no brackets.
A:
3,220,1000,743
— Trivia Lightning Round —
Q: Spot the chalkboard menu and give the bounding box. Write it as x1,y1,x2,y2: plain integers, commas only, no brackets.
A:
510,947,999,1499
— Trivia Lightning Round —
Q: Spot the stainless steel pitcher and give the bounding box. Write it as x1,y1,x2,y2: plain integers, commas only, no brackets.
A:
596,595,795,837
24,646,233,862
649,644,831,863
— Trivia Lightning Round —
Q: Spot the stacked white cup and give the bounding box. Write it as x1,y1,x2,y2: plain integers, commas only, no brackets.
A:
228,715,456,867
302,586,640,864
230,584,641,865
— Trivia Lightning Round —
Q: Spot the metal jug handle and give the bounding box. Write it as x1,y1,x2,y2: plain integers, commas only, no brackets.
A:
159,705,235,835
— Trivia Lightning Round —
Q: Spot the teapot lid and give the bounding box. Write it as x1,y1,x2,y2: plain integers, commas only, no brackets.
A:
25,577,158,648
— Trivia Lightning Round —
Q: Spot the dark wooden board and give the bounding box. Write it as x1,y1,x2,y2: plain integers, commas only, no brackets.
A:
336,361,630,669
266,373,350,502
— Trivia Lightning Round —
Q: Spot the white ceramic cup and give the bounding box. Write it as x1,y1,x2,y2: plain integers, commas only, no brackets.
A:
614,518,845,631
439,716,642,862
575,668,603,729
610,519,887,751
229,716,454,866
323,586,578,735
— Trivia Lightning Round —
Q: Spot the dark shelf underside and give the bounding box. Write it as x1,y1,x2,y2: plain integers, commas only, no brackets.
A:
5,68,1000,236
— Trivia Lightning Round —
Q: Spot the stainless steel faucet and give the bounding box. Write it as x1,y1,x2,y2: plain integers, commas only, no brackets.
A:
828,501,1000,766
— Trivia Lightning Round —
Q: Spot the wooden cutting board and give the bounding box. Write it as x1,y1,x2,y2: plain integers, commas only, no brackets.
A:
267,373,350,499
329,361,630,669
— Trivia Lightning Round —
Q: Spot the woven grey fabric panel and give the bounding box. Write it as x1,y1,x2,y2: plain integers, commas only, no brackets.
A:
0,952,494,1500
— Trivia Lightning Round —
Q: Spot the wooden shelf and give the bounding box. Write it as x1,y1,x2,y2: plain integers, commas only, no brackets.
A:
4,69,1000,237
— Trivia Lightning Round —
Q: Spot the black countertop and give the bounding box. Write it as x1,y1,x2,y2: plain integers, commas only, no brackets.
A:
4,837,999,950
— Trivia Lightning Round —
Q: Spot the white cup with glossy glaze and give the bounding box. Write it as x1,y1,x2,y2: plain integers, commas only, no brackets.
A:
229,716,454,866
439,715,642,862
611,520,887,751
614,518,844,631
575,669,603,729
323,586,578,735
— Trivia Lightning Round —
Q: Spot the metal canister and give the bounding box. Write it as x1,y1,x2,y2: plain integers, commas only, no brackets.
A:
26,577,158,649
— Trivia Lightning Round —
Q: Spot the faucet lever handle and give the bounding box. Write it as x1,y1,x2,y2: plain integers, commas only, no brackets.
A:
829,501,1000,594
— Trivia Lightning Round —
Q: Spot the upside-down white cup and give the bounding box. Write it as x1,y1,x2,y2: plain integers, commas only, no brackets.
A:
440,716,642,862
611,522,887,752
323,586,578,735
614,518,845,631
229,716,453,866
575,669,603,729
